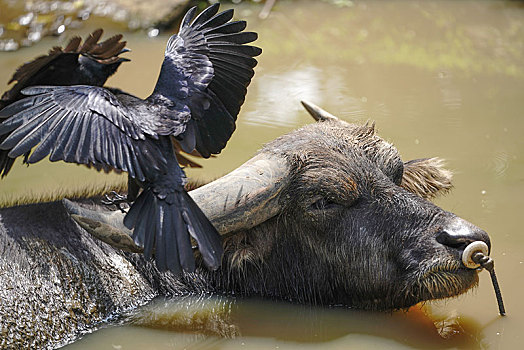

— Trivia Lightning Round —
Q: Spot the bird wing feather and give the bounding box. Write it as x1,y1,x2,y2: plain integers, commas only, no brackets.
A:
0,29,128,110
0,29,129,177
0,85,166,182
148,3,261,157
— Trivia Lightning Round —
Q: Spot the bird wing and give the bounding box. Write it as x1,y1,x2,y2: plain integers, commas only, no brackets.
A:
0,85,166,182
149,4,261,157
0,29,128,109
0,30,129,177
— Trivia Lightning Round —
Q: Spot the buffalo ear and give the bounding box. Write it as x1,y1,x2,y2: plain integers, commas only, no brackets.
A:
301,100,339,122
401,158,453,199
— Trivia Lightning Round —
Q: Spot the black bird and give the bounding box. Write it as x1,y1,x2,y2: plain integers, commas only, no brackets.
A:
0,29,209,174
0,29,129,176
0,4,261,273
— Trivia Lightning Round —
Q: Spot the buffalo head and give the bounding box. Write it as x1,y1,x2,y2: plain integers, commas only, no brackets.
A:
66,102,492,311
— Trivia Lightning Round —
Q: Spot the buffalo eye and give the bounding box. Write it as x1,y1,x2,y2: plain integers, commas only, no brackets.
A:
308,197,343,212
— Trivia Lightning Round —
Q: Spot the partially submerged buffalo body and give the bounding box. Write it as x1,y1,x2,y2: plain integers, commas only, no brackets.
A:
0,105,491,348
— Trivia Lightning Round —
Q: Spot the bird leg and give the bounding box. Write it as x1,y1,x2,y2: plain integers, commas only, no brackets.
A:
101,191,130,213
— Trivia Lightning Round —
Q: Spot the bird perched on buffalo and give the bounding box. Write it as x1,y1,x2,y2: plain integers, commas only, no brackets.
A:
0,4,262,274
0,29,129,176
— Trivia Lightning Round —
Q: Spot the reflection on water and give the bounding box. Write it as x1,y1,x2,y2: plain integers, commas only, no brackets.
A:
245,66,322,128
68,296,485,350
1,0,523,349
129,296,240,338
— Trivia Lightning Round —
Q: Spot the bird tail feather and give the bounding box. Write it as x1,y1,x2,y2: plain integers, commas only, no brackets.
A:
124,187,222,274
178,190,223,270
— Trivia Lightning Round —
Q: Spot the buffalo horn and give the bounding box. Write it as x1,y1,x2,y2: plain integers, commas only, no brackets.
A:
63,154,289,250
189,154,289,234
301,100,339,122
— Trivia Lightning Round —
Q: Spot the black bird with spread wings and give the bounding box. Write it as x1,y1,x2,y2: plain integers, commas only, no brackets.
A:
0,4,261,273
0,29,129,176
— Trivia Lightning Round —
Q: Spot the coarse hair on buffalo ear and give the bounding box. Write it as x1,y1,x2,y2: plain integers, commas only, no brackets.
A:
401,158,453,199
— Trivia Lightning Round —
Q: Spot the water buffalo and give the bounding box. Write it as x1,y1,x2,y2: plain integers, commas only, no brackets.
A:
0,102,491,348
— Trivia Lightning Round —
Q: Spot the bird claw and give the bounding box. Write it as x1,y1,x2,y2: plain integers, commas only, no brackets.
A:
101,191,129,213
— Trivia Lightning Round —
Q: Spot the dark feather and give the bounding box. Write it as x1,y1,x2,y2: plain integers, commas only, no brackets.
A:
154,203,168,271
209,43,262,57
197,9,234,30
0,29,128,109
123,188,149,230
143,198,157,260
180,191,222,270
191,3,220,26
204,21,247,35
149,4,260,160
167,207,184,273
207,31,258,45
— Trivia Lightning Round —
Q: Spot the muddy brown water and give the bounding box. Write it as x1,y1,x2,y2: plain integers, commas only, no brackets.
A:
1,0,523,349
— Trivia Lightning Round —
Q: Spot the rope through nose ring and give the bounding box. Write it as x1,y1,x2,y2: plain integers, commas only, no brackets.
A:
462,241,506,316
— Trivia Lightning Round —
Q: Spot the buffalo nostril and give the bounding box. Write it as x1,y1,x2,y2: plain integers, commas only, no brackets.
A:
436,230,473,250
436,218,491,253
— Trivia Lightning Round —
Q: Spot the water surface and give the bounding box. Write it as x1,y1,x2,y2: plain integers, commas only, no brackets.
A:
1,1,523,349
